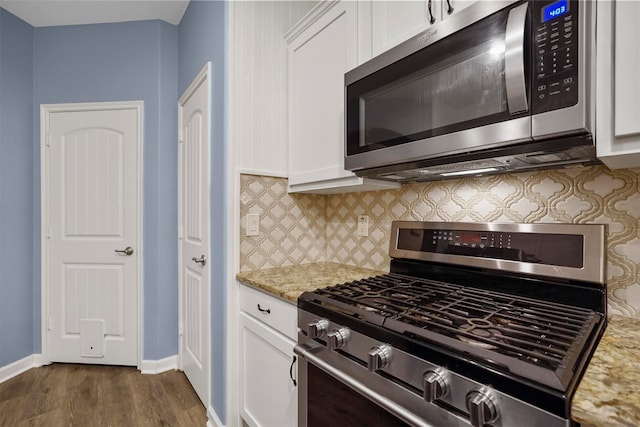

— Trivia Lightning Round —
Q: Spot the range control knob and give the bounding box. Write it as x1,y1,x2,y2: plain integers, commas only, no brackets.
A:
466,388,500,427
422,368,449,402
327,327,350,350
367,344,393,372
306,319,329,339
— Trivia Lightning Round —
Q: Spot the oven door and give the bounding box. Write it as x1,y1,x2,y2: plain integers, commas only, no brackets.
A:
344,1,531,173
299,359,412,427
294,339,469,427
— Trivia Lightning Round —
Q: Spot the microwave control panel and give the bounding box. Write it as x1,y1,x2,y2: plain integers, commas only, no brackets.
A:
531,0,579,114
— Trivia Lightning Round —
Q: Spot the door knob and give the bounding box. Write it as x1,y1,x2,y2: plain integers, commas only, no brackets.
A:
115,246,134,256
192,255,206,266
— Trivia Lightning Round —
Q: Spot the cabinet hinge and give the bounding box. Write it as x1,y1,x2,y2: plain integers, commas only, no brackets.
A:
47,226,52,239
47,318,53,331
178,225,183,240
178,129,184,144
178,322,184,337
46,134,52,147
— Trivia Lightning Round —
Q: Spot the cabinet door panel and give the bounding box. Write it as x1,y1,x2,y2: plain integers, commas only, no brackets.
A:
371,1,434,56
286,1,400,193
596,0,640,169
614,1,640,137
443,0,476,19
240,312,297,427
369,1,478,57
288,2,358,187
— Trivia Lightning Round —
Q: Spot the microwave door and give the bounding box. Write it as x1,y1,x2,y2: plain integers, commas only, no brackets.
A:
505,3,529,114
345,1,532,172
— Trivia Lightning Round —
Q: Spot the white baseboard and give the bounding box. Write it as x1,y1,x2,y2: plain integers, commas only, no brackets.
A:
207,405,224,427
0,354,43,384
139,355,179,374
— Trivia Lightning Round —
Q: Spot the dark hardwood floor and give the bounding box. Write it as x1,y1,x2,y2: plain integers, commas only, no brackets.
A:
0,363,207,426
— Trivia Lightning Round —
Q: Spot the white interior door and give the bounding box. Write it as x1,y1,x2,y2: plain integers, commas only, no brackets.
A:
179,63,211,407
43,102,141,366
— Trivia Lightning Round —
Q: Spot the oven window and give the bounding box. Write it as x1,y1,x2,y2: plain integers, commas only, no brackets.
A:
307,364,411,427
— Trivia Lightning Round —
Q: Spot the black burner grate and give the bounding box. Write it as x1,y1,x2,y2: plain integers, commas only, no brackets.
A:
312,273,600,389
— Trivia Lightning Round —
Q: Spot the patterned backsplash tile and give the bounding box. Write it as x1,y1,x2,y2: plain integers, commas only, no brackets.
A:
239,165,640,318
240,175,326,270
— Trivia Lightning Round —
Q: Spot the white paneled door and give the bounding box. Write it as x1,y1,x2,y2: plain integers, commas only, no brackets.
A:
42,102,141,366
179,63,211,407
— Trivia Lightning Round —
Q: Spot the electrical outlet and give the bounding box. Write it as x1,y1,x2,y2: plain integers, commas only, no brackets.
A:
246,213,260,236
357,215,369,237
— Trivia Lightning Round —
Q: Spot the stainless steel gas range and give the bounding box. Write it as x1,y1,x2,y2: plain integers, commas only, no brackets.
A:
295,221,607,427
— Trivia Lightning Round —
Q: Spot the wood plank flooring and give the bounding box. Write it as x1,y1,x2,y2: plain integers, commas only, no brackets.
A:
0,363,207,426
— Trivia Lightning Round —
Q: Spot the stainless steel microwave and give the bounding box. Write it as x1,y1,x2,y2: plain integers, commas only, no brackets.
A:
344,0,599,182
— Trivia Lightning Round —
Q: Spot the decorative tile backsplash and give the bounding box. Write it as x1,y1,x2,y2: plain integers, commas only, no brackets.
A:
239,165,640,318
240,175,326,270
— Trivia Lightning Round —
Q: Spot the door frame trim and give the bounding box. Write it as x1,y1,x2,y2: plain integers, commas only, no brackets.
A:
40,100,143,367
178,62,212,408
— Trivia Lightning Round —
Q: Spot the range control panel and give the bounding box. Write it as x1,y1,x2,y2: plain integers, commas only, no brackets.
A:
396,227,584,268
531,0,579,114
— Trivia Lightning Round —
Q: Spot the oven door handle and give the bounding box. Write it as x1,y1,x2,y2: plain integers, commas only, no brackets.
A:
294,344,435,427
505,2,529,114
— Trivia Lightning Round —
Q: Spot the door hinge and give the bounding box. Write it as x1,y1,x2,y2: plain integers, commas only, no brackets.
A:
178,129,184,144
47,318,53,331
178,225,183,240
46,133,52,147
179,322,184,337
47,226,52,239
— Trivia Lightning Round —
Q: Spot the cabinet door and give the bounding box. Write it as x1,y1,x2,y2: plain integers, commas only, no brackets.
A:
596,0,640,168
368,1,477,57
288,1,358,188
441,0,476,19
287,2,400,193
613,1,640,139
370,1,438,57
240,312,297,427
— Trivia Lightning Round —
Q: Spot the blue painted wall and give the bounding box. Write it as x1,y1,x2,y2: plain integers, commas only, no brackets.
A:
1,5,229,420
0,8,35,368
179,0,228,420
33,20,180,360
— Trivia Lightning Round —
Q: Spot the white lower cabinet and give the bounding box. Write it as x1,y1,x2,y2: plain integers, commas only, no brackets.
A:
239,285,297,427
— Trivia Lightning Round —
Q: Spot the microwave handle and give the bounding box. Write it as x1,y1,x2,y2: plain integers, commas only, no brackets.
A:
505,3,529,114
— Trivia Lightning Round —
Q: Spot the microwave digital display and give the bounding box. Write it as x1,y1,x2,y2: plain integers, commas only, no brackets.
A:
542,0,569,22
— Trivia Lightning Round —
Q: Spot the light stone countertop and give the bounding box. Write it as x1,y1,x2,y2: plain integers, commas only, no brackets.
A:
236,262,385,303
572,315,640,427
237,263,640,427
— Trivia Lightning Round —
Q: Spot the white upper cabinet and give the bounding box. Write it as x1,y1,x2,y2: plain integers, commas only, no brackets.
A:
286,1,399,194
596,0,640,169
230,1,316,177
369,1,439,57
362,0,477,58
